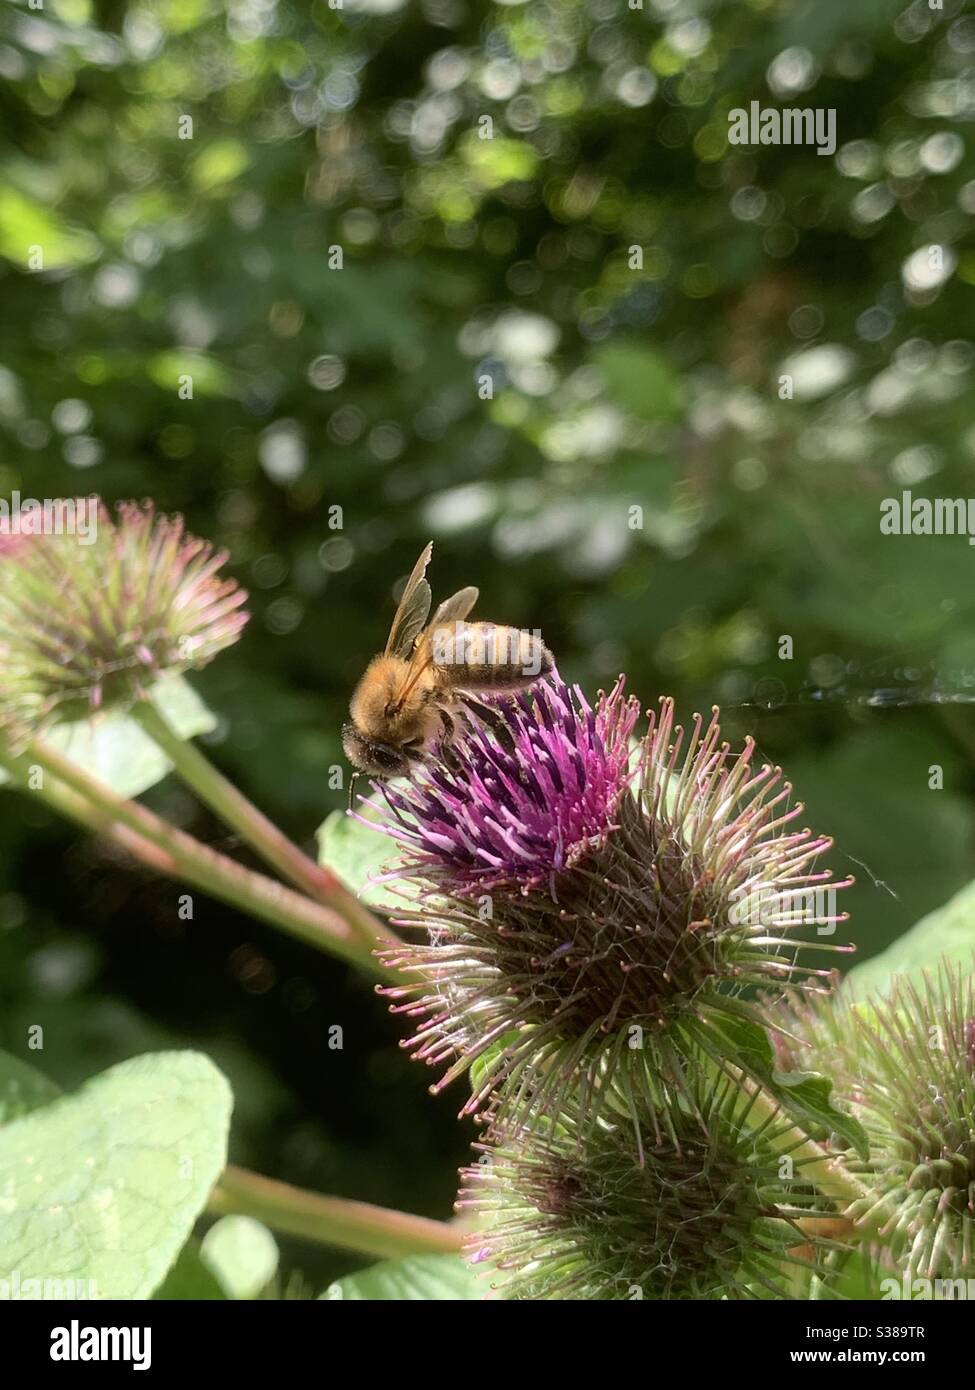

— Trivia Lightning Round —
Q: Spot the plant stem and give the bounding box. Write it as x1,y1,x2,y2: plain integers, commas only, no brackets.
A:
132,697,397,952
0,743,391,979
208,1165,463,1262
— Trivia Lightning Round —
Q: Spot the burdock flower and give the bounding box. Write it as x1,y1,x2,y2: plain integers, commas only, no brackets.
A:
379,677,640,894
783,962,975,1282
0,499,248,732
458,1070,844,1300
373,677,851,1131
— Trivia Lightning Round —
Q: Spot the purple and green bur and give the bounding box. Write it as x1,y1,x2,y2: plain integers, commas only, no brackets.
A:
359,674,860,1297
369,675,851,1130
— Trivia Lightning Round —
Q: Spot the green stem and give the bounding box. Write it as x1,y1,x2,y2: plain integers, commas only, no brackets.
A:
0,743,390,979
132,697,398,953
208,1165,463,1262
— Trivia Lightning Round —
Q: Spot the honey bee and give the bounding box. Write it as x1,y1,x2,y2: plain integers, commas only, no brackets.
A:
342,541,553,783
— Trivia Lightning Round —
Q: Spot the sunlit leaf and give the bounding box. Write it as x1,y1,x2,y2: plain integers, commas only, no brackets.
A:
316,801,414,911
0,676,217,799
0,1051,232,1299
844,878,975,1002
0,1050,59,1125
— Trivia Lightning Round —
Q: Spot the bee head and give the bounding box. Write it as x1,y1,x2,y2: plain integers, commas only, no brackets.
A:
342,722,417,780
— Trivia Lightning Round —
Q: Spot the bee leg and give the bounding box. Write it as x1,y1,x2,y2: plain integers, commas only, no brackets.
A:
347,770,361,813
438,708,467,772
439,708,458,747
461,696,518,756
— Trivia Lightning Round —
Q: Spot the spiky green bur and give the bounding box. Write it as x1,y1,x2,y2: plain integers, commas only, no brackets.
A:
0,499,247,733
459,1073,844,1301
779,962,975,1281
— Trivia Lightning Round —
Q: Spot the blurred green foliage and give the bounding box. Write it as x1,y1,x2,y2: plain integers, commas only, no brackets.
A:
1,0,975,1282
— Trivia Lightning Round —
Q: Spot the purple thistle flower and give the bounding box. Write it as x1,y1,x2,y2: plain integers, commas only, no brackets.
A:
0,498,248,732
376,676,640,894
369,675,852,1134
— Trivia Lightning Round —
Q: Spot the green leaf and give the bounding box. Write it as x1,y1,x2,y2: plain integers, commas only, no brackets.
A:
844,878,975,1003
0,1051,232,1299
0,676,217,798
691,1013,869,1159
200,1215,278,1300
153,1239,227,1300
703,1012,775,1073
316,801,413,911
771,1069,870,1161
0,1050,60,1125
321,1254,482,1302
465,136,539,188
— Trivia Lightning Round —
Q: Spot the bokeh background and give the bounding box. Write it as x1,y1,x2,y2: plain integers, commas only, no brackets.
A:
1,0,974,1287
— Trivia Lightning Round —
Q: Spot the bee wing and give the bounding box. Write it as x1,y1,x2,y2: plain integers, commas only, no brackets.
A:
384,542,434,658
387,645,436,714
430,586,479,630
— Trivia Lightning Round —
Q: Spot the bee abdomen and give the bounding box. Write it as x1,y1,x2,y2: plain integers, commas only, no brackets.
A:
432,621,552,692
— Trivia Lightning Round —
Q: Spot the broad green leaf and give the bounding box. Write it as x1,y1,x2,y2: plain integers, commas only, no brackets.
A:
316,802,414,911
0,1050,59,1125
200,1215,278,1300
0,1051,232,1299
153,1239,226,1300
321,1254,482,1302
0,676,217,798
157,0,211,35
844,878,975,1003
